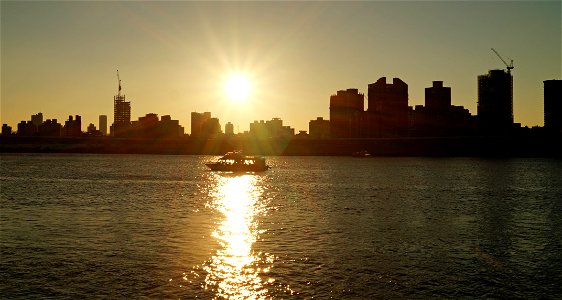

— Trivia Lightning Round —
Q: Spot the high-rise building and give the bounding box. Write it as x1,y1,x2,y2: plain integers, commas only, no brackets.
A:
225,122,234,135
64,115,82,137
99,115,107,136
425,81,451,112
202,118,222,136
191,112,211,136
2,124,12,136
309,117,330,139
367,77,409,137
477,69,513,134
544,79,562,132
112,94,131,137
31,112,43,127
38,119,61,136
329,88,364,138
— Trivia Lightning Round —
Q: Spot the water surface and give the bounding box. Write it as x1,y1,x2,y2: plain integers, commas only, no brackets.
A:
1,154,561,298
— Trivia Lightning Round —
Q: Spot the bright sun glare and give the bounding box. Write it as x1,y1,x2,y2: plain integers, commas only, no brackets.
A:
225,74,251,102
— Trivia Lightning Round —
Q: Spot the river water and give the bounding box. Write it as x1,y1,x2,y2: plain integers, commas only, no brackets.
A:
1,154,561,299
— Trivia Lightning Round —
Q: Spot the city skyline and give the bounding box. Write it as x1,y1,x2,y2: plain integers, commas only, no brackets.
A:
2,1,560,132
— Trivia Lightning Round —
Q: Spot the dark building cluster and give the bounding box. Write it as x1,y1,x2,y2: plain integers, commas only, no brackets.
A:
109,88,184,138
323,70,561,139
328,77,474,139
8,112,82,137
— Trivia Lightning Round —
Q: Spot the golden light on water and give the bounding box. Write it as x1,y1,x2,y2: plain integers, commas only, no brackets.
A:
204,174,272,299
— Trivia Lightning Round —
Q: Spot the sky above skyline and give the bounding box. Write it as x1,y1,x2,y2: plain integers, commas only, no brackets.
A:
1,1,560,133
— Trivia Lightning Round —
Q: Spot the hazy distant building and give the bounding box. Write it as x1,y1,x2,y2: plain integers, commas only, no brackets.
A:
544,79,562,132
250,118,294,139
112,94,131,137
225,122,234,136
202,117,222,136
477,69,513,134
191,112,211,137
329,88,364,138
367,77,409,137
309,117,330,139
99,115,107,136
31,112,43,127
2,124,12,136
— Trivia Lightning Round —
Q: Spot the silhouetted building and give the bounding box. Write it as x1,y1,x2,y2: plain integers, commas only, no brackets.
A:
202,117,222,136
409,81,475,137
99,115,107,136
425,81,451,112
31,112,43,127
225,122,234,136
477,69,513,134
309,117,330,139
64,115,82,137
112,94,131,137
329,88,364,138
38,119,62,136
367,77,409,137
87,123,101,136
544,79,562,132
2,124,12,136
295,130,308,139
191,112,211,137
130,113,184,138
17,121,36,136
160,115,184,137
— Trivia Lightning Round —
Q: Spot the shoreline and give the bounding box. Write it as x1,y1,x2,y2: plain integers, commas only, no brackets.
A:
1,135,561,157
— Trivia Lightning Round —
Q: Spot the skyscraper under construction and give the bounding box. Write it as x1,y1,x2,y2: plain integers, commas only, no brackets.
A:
477,69,513,134
111,70,131,137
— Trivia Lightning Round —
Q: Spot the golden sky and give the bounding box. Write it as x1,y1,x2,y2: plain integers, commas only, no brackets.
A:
1,1,560,132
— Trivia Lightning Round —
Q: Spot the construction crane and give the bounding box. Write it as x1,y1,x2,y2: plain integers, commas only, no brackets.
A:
117,69,122,96
491,48,514,74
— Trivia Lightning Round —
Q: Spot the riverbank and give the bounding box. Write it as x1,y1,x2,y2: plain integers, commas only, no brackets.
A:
1,135,561,157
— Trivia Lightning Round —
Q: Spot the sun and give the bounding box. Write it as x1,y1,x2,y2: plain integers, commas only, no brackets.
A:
225,74,251,102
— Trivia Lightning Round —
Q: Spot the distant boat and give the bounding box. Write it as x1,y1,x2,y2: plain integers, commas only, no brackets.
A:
206,152,270,172
352,150,371,157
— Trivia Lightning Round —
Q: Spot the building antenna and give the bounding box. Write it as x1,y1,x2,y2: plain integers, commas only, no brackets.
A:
117,69,122,96
491,48,514,74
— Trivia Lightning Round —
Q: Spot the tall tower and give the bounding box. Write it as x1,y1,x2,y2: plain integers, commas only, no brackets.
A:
99,115,107,136
544,79,562,132
477,69,513,134
112,70,131,137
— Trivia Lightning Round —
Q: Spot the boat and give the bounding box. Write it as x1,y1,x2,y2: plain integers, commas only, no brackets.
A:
352,150,371,157
205,152,270,172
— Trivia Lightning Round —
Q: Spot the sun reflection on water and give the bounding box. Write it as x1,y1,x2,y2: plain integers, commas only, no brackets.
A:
203,174,272,299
